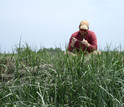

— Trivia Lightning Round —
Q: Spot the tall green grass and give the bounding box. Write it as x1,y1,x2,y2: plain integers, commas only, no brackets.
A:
0,44,124,107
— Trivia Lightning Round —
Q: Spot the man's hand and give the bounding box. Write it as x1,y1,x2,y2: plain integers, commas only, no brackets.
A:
81,39,90,47
70,37,77,47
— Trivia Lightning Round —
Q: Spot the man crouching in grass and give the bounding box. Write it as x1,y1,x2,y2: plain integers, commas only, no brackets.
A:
65,20,101,56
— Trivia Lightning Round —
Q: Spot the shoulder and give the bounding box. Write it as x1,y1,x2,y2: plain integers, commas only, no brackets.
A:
88,30,95,35
88,30,96,37
71,31,80,37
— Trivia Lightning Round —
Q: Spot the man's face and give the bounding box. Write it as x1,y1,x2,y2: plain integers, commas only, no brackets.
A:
79,29,88,36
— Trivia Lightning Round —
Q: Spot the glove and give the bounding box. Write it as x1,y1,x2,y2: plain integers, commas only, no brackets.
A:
81,39,90,47
70,37,77,47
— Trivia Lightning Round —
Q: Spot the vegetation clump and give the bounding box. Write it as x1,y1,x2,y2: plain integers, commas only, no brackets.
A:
0,45,124,107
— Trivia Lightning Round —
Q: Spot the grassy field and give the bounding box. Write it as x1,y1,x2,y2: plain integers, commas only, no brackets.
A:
0,45,124,107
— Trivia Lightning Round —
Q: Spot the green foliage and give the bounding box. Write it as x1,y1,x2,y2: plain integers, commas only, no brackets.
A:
0,45,124,107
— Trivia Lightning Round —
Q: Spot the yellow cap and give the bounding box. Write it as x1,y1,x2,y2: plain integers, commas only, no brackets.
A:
79,20,89,30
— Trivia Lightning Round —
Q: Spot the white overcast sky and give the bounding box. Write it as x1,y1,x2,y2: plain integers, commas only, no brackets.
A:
0,0,124,53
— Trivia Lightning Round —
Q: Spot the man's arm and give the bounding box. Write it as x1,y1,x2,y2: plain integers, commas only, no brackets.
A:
80,32,97,52
68,37,77,52
87,32,97,52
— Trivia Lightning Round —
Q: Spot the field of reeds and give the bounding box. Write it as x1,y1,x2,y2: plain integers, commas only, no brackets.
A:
0,44,124,107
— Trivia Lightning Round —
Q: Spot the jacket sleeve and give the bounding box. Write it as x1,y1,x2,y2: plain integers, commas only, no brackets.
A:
68,36,74,52
87,32,97,52
68,35,82,52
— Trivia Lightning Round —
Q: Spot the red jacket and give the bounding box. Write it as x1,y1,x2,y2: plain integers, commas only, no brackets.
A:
68,30,97,53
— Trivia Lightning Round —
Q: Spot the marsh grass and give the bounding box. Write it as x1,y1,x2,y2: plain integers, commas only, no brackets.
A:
0,44,124,107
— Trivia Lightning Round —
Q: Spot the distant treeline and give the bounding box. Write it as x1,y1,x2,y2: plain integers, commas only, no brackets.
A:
16,46,62,54
38,47,62,53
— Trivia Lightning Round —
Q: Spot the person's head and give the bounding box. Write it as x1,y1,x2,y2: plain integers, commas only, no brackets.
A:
79,20,89,35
